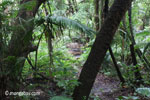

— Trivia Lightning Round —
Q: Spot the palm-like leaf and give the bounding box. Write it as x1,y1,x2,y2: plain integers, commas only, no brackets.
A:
45,15,96,37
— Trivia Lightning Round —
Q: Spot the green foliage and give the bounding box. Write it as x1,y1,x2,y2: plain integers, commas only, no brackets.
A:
52,42,79,94
119,62,138,86
78,45,91,65
116,95,139,100
136,31,150,37
20,0,37,11
3,56,17,63
136,87,150,98
51,96,72,100
0,0,13,8
116,87,150,100
71,2,94,27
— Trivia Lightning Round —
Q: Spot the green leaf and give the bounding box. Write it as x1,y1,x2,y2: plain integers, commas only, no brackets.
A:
136,31,150,37
54,56,64,67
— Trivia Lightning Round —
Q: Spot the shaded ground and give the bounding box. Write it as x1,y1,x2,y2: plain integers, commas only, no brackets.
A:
24,73,131,100
91,73,131,100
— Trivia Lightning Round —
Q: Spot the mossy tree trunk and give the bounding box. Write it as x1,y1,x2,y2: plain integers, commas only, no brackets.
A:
0,0,46,99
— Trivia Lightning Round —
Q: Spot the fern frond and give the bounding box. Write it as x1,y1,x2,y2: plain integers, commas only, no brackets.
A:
45,15,96,37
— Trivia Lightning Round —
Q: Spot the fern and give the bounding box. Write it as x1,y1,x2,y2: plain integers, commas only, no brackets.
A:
0,1,13,7
45,15,96,37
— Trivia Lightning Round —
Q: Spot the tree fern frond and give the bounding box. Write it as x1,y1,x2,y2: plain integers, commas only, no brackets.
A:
45,15,96,37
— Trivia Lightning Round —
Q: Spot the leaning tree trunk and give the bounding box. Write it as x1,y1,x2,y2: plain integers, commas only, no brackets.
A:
103,0,125,84
72,0,133,100
0,0,46,99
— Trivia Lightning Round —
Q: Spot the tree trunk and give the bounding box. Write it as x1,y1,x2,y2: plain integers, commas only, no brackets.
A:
130,44,142,86
0,0,46,99
43,3,54,79
128,5,142,85
94,0,100,31
72,0,132,99
109,47,125,83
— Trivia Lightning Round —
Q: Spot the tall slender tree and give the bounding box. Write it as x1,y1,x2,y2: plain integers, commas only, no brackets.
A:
128,5,142,85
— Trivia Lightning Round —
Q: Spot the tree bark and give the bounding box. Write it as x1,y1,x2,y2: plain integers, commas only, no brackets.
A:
72,0,132,99
94,0,100,31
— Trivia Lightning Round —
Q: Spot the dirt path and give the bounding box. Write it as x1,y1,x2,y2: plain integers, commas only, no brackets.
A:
91,74,120,100
91,73,131,100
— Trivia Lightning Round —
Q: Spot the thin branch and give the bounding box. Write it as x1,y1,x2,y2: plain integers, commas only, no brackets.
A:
34,30,44,69
27,57,35,70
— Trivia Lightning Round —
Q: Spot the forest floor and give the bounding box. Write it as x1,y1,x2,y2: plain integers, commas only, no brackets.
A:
23,42,147,100
25,73,132,100
90,73,132,100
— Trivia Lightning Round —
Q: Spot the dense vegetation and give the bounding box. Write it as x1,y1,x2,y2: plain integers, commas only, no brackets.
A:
0,0,150,100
